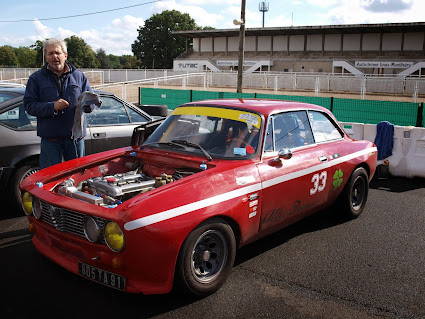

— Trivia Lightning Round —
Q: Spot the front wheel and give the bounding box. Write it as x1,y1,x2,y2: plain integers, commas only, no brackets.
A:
337,167,369,220
7,161,40,214
175,218,236,296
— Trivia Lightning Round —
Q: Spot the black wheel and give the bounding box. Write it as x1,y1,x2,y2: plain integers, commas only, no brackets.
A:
175,218,236,296
7,161,40,214
338,167,369,219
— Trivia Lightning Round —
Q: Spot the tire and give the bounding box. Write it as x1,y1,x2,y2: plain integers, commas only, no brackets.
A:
175,218,236,296
338,167,369,220
7,161,40,214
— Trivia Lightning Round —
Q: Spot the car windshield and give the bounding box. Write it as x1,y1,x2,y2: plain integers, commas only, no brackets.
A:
144,106,262,159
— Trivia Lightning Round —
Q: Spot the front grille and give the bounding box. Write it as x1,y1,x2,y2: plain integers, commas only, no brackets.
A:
40,200,107,244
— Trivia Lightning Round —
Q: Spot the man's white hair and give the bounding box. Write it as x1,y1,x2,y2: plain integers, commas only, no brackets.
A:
43,38,67,55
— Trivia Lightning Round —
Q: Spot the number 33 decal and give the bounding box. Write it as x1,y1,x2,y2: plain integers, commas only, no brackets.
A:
310,171,327,195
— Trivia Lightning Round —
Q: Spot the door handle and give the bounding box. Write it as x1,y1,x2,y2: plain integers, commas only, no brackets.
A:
93,132,106,138
318,155,328,162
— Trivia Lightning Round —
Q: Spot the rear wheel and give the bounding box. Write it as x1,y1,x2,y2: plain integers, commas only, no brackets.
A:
338,167,369,219
7,160,40,214
175,218,236,296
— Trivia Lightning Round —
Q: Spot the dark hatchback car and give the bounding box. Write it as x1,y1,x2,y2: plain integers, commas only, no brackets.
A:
0,87,157,212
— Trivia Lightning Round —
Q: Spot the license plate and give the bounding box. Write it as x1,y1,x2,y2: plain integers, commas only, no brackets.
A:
78,262,126,291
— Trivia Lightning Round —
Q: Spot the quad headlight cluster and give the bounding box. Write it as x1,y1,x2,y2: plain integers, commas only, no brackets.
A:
22,192,42,219
21,192,125,252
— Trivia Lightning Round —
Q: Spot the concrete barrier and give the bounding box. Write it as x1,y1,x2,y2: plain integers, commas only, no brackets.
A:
341,121,425,178
340,122,364,140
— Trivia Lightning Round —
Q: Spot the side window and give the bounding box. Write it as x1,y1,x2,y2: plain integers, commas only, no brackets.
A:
0,93,16,103
86,96,130,126
264,119,274,152
270,111,314,151
126,106,149,123
0,104,37,130
308,111,343,143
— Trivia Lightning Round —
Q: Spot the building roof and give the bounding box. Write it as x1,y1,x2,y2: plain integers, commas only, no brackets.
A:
172,22,425,38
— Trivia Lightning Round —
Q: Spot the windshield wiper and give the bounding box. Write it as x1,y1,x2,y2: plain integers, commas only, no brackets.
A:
171,140,213,161
140,141,185,150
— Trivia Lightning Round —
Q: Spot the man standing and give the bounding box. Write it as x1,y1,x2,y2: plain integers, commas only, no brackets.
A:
24,38,95,169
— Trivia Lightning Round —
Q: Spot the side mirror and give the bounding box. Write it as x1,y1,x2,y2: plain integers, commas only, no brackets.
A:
278,148,292,160
269,148,292,166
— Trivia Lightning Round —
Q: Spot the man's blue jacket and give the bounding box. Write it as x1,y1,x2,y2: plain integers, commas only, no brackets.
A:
24,61,92,139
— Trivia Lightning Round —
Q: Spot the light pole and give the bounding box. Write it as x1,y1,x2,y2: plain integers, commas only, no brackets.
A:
236,0,246,93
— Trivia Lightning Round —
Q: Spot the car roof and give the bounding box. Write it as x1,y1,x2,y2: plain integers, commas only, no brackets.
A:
181,98,327,117
0,87,26,94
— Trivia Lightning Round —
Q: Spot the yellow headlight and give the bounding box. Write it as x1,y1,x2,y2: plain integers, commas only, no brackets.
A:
104,222,125,252
22,192,33,216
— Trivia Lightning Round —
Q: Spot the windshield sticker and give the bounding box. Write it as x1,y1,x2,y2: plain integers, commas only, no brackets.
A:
239,113,260,127
246,145,255,154
234,147,247,156
172,106,261,129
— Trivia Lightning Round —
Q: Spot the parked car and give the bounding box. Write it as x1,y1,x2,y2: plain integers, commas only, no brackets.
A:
21,99,377,296
0,87,158,212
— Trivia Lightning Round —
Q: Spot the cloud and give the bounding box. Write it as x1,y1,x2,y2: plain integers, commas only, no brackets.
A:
26,15,145,56
308,0,424,25
360,0,413,12
152,0,223,27
33,19,54,39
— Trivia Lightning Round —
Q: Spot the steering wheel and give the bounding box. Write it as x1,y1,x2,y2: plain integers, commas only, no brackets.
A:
227,138,248,147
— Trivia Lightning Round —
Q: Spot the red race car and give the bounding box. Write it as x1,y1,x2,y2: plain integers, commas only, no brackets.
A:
21,99,377,296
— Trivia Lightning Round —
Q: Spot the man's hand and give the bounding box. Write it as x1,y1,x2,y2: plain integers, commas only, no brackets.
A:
54,99,69,112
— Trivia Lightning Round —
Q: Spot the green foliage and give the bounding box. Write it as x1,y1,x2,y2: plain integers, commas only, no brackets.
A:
13,47,38,68
132,10,197,69
96,48,112,69
0,45,18,67
65,35,100,68
31,40,44,67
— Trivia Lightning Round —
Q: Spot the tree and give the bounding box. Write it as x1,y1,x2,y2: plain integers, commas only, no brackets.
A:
132,10,197,69
29,40,44,67
13,47,38,68
65,35,99,68
108,54,122,69
0,45,18,67
96,48,112,69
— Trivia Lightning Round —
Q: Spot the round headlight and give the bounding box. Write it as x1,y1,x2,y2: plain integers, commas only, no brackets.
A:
83,216,101,243
104,221,125,252
32,197,42,219
22,192,33,216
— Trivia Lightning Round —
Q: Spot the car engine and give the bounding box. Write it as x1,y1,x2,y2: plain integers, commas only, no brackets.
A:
55,169,176,207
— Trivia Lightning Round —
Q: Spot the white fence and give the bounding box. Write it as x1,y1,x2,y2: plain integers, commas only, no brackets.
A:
2,68,425,101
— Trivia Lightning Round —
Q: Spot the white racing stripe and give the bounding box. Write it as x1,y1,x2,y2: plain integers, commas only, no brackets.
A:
124,147,377,231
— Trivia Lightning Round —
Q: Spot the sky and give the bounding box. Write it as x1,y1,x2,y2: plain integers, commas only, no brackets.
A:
0,0,423,56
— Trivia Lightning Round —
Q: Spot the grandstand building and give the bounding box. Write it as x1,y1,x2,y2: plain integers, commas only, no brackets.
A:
172,22,425,76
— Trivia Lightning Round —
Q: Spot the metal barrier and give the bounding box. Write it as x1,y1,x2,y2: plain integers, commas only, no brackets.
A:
3,68,425,101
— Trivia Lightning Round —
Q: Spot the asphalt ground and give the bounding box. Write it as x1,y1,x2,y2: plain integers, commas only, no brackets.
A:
1,176,425,319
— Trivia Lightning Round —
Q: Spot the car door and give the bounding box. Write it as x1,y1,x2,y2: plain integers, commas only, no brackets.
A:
257,110,331,232
307,110,347,204
85,95,150,154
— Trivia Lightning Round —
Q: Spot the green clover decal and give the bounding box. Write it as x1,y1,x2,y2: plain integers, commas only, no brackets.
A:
333,169,343,190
